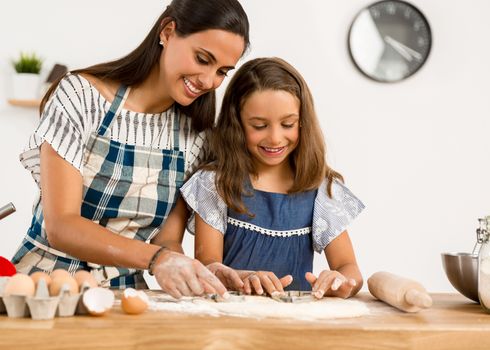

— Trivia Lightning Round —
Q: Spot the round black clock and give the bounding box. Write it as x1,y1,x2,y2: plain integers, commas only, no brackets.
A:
348,0,432,82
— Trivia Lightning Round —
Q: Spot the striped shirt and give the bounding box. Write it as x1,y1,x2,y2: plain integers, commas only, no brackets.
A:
20,73,206,186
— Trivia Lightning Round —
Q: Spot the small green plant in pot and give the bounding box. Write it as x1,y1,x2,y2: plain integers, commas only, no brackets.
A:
11,52,43,100
13,52,43,74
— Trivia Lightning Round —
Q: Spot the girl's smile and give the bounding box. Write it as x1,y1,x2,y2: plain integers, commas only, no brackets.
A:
259,146,287,157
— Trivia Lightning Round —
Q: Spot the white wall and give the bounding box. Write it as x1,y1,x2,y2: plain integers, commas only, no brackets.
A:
0,0,489,292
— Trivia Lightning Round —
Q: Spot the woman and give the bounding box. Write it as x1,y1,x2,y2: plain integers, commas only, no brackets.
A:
12,0,249,299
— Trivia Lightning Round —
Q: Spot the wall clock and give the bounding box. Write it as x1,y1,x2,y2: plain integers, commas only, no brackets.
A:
348,0,432,82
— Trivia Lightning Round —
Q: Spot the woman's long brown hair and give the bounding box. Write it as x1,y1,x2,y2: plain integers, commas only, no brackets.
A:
39,0,249,132
204,57,343,215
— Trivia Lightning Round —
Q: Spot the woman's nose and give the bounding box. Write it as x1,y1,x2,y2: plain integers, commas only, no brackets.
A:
197,71,218,91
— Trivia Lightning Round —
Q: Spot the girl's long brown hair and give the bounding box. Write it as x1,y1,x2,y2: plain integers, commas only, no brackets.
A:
39,0,249,132
204,57,343,214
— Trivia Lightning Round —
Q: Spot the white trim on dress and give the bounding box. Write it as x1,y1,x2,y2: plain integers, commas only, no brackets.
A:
227,217,311,237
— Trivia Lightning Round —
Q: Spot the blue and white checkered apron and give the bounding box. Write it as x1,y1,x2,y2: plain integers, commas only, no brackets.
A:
12,85,185,288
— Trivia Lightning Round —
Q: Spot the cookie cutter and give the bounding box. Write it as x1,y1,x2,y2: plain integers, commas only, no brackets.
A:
271,290,316,303
207,291,245,303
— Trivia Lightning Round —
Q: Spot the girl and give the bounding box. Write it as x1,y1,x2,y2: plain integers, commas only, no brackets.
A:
181,57,365,299
11,0,249,299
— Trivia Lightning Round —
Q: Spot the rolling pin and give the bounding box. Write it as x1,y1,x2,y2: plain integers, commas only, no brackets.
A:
367,271,432,313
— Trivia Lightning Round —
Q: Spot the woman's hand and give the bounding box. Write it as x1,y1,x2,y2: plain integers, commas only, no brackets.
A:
152,249,228,299
235,270,293,296
305,270,357,299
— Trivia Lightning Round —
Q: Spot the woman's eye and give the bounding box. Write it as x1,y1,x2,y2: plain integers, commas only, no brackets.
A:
217,69,229,77
252,125,266,130
196,55,208,64
282,123,295,129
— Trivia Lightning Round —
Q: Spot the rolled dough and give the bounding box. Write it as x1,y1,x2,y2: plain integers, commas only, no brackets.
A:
148,294,369,320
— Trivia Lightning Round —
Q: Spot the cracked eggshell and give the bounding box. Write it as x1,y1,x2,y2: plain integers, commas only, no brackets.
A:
82,287,114,316
3,273,35,297
74,270,98,289
121,288,149,315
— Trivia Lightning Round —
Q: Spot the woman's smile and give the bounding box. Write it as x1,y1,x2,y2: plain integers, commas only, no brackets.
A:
183,77,203,97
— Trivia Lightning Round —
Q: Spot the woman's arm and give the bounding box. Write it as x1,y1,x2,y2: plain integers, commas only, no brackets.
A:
150,197,188,254
306,230,363,298
40,142,228,298
41,142,160,268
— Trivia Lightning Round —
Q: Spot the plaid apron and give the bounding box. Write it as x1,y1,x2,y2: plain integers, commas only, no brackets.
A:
12,85,185,288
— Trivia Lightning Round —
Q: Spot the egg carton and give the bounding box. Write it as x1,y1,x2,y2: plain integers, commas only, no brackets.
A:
0,276,91,320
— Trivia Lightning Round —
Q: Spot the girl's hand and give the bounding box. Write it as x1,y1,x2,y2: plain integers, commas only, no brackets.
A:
305,270,357,299
236,270,293,296
206,262,244,291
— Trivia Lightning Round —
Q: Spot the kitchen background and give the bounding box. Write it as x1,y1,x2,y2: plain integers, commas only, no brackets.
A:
0,0,488,292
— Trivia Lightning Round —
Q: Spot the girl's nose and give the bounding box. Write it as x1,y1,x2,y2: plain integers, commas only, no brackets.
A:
268,126,282,145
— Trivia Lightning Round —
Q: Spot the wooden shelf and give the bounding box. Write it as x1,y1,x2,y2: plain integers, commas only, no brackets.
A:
7,99,41,108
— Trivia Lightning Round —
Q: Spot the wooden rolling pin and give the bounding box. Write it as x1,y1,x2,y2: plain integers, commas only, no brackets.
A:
367,271,433,313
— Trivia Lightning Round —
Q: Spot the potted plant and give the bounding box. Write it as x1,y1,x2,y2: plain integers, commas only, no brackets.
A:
11,52,43,100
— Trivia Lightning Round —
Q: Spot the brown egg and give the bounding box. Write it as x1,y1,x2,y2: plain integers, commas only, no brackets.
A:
121,288,149,315
74,270,98,288
49,275,79,296
30,271,52,287
50,269,71,280
3,273,35,296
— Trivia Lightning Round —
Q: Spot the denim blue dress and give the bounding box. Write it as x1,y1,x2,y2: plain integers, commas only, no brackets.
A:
181,170,365,291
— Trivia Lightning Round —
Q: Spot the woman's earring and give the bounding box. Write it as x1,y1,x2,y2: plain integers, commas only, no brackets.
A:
159,40,164,48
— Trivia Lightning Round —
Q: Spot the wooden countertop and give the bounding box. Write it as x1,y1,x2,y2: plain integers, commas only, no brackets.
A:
1,293,489,350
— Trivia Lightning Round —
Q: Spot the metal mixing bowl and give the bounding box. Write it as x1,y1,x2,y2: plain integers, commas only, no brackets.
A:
441,252,479,302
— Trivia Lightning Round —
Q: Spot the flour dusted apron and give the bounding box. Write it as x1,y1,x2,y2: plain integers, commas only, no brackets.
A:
13,85,185,288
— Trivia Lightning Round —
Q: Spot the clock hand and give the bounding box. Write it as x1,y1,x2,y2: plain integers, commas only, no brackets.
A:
384,35,422,61
384,36,413,61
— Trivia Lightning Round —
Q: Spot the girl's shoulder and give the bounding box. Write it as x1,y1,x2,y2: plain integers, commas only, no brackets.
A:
312,178,365,252
187,168,217,184
317,177,357,201
315,177,365,214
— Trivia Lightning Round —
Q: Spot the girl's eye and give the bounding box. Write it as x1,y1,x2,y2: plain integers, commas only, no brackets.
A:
252,125,266,130
282,121,298,129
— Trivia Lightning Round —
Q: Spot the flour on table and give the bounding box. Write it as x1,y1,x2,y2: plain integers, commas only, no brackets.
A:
148,294,369,320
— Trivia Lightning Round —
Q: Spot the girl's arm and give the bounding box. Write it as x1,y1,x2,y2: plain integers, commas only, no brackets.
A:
306,230,363,299
194,214,245,291
41,142,227,298
194,213,224,265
